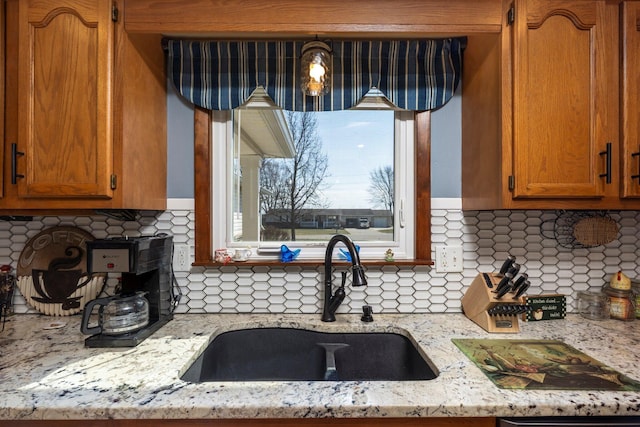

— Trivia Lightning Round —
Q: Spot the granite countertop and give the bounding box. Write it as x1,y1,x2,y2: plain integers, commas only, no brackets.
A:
1,313,640,421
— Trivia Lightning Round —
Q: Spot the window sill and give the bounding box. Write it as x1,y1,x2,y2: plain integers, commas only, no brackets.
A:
193,259,434,268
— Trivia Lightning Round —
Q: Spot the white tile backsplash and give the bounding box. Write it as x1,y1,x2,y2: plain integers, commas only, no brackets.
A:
1,206,638,316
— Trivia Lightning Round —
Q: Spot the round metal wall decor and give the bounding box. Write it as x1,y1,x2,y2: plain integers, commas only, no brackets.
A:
17,226,105,316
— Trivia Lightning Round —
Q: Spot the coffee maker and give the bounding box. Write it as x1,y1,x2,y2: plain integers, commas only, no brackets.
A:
82,234,177,348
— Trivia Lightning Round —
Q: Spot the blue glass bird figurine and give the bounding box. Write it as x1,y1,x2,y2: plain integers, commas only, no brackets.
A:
280,245,301,262
338,245,360,262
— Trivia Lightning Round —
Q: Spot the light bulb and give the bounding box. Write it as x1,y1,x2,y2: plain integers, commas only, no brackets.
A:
309,60,325,81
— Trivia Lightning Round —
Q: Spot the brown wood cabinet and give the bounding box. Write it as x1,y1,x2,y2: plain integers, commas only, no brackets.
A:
621,1,640,198
3,0,167,212
462,0,638,210
511,0,616,200
18,0,114,200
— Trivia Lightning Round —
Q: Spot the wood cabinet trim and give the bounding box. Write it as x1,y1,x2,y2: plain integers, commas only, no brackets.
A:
525,1,598,30
123,0,503,36
414,111,432,261
194,106,213,265
621,1,640,198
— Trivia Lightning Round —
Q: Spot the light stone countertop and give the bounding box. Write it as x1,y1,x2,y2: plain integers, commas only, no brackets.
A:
1,313,639,420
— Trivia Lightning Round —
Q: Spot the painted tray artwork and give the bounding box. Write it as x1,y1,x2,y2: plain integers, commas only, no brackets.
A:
17,226,105,316
452,338,640,391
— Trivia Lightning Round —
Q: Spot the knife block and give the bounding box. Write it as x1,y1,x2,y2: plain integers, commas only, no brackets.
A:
461,273,524,333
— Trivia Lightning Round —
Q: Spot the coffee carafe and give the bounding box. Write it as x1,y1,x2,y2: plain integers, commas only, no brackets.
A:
81,292,149,336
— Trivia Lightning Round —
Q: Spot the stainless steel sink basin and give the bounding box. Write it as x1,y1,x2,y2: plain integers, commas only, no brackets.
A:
181,327,439,382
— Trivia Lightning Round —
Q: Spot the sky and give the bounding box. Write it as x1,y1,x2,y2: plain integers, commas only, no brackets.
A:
314,110,394,209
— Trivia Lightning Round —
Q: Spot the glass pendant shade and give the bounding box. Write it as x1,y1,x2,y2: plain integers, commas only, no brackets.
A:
300,41,332,96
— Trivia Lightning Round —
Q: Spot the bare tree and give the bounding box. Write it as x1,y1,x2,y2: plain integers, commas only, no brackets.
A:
260,111,329,240
259,160,288,214
368,165,394,215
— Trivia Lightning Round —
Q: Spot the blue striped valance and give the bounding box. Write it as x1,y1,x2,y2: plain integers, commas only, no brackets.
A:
166,38,466,112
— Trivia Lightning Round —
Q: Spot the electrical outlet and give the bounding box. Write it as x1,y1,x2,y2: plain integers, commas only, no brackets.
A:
173,244,191,272
435,245,463,273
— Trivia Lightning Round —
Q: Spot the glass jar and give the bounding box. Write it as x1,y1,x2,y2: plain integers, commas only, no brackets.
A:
603,285,635,321
577,291,610,320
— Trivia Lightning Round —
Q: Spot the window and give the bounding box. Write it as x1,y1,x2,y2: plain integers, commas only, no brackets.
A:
169,35,463,264
194,107,432,264
210,105,415,260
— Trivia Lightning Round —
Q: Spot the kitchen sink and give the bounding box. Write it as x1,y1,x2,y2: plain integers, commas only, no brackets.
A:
181,328,439,382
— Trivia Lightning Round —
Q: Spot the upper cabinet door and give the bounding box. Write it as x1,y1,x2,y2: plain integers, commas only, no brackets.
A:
17,0,114,199
511,0,616,198
621,1,640,198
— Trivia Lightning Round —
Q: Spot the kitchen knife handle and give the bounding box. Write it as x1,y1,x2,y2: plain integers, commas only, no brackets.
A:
11,143,25,185
507,263,520,277
488,305,507,315
514,280,530,298
599,142,612,184
499,256,516,275
520,305,533,315
511,273,529,293
495,273,513,294
495,280,513,299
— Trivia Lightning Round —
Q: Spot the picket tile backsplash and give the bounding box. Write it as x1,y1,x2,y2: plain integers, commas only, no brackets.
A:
2,204,638,315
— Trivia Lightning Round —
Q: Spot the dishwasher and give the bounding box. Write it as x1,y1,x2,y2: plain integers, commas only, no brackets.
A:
499,417,640,427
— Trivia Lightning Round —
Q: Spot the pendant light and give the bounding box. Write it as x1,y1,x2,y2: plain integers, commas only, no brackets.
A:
300,40,332,97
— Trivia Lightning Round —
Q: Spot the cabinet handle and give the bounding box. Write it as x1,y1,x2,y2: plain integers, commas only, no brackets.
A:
11,143,25,185
632,148,640,183
599,142,612,184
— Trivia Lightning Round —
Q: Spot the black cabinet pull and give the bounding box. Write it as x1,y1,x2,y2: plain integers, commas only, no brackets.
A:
632,147,640,183
11,143,25,185
599,142,612,184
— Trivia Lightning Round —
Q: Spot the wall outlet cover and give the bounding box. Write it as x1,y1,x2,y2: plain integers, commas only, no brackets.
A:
173,244,191,272
435,245,463,273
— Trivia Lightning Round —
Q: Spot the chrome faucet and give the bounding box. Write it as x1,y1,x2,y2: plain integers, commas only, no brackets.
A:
322,234,367,322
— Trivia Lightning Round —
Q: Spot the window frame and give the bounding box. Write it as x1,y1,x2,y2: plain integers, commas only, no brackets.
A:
193,107,432,266
213,109,413,260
